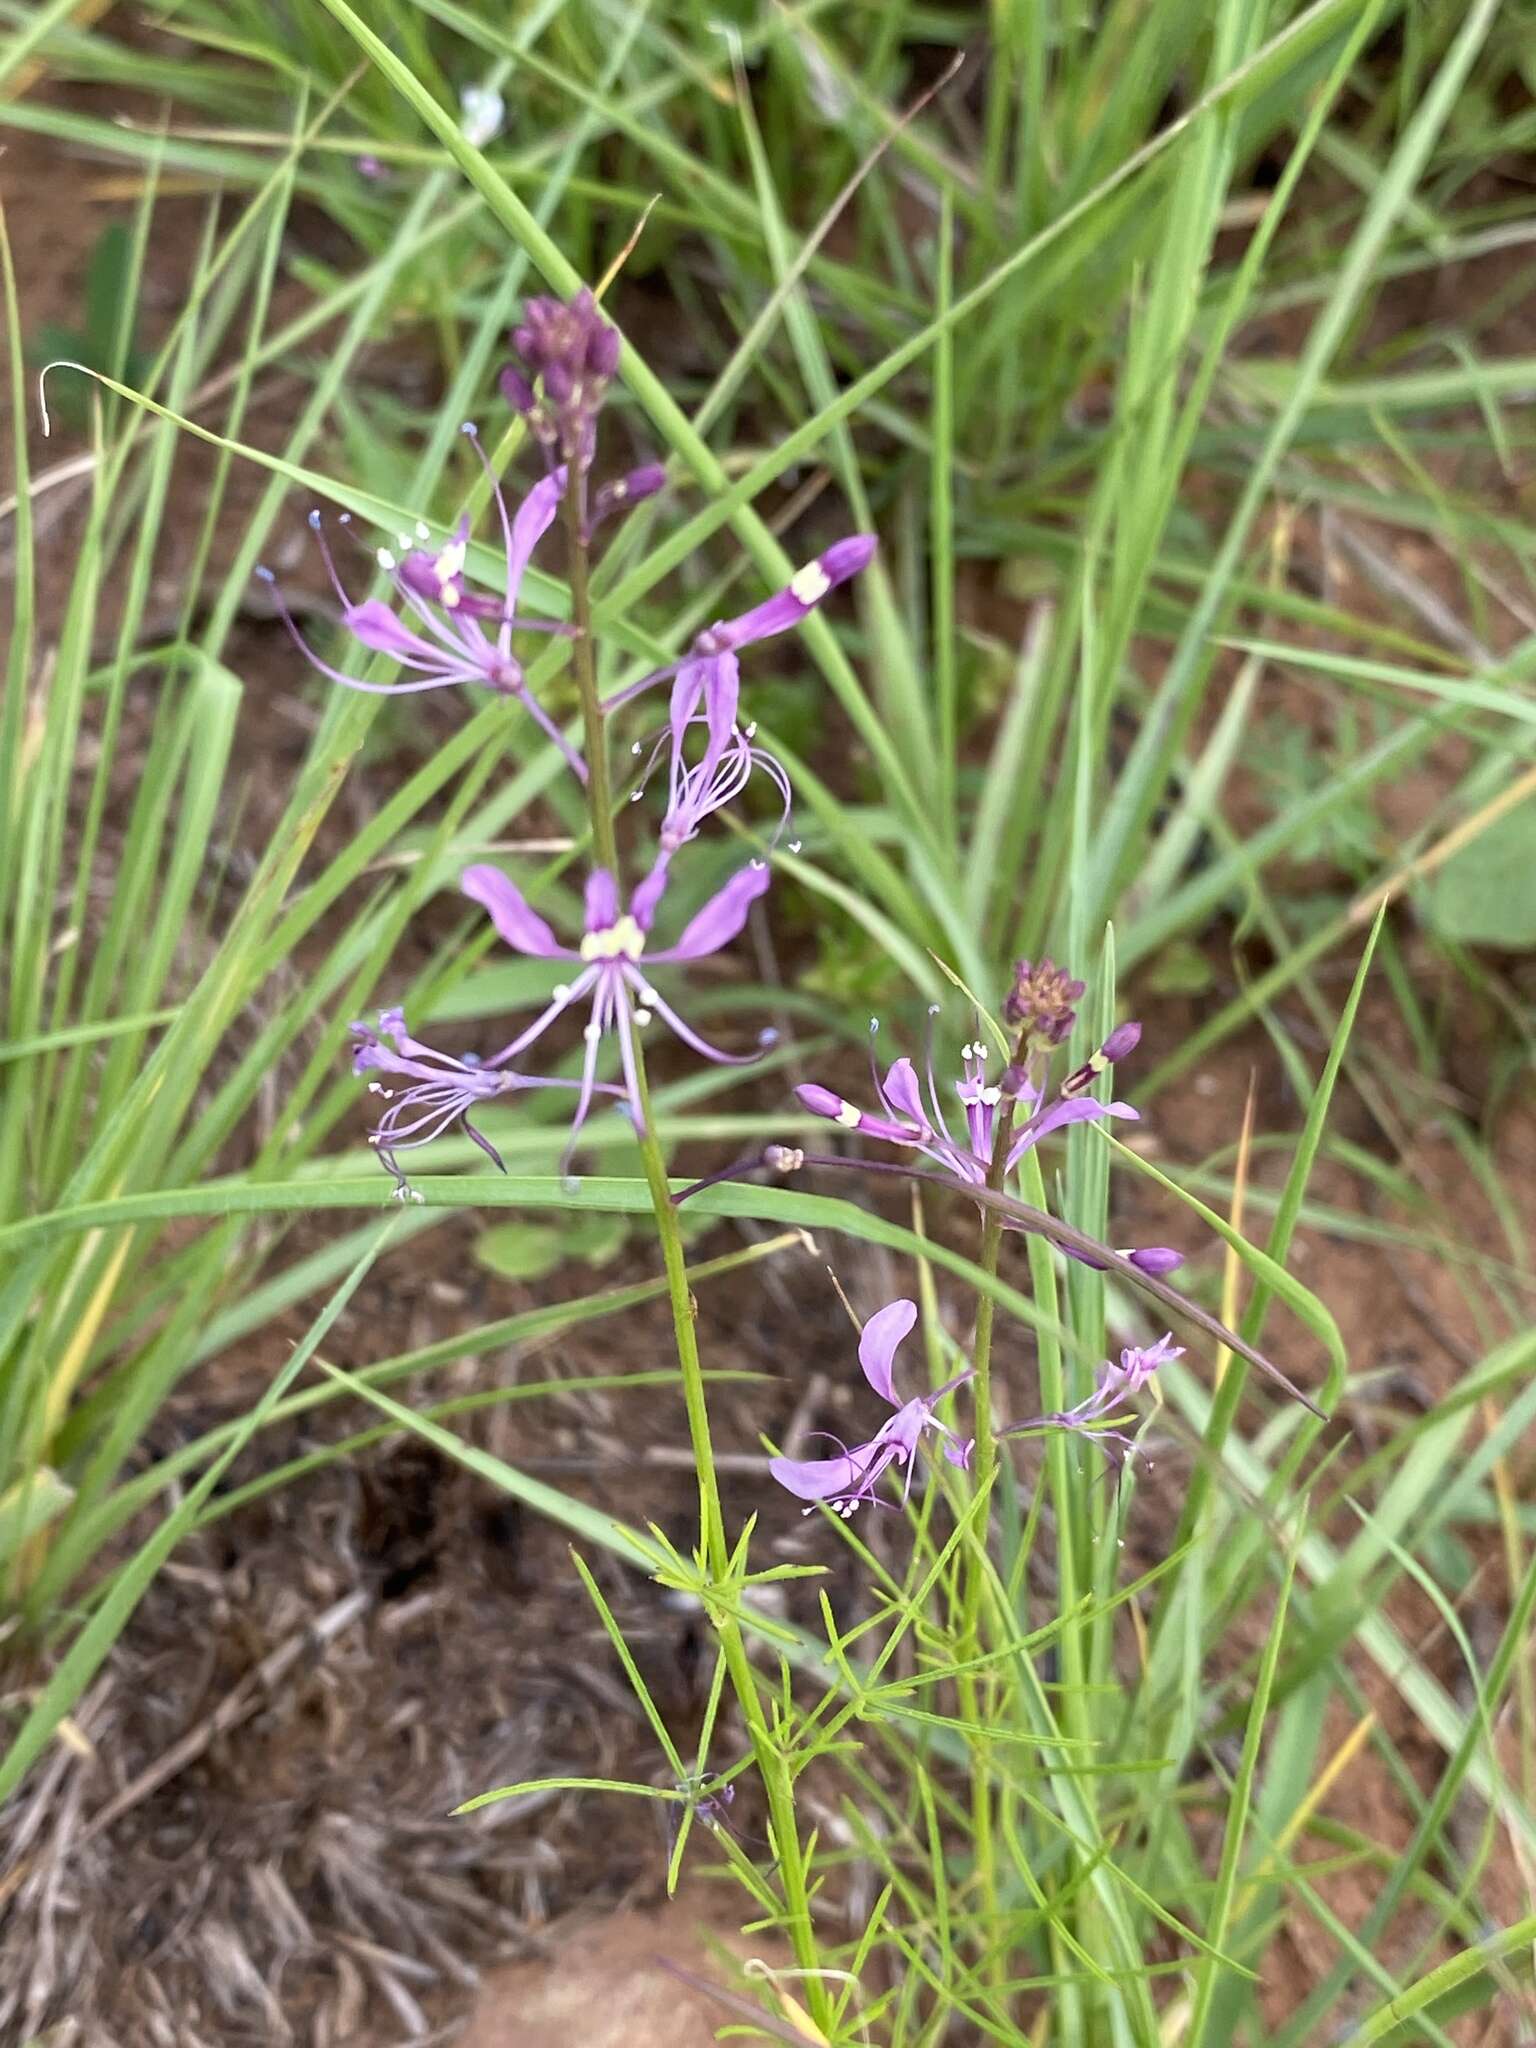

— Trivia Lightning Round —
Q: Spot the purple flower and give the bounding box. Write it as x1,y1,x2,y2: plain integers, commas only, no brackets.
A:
460,858,776,1168
625,714,793,926
769,1299,973,1516
797,1025,1138,1189
796,1018,1182,1274
998,1334,1183,1465
350,1008,616,1198
256,432,583,778
606,536,875,836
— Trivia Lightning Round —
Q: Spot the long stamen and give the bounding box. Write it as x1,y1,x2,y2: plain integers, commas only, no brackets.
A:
307,509,352,608
486,968,596,1067
560,976,615,1177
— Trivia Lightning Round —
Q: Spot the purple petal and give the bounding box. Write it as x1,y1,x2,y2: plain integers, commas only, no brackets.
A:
704,534,877,653
1128,1246,1183,1276
1006,1095,1137,1168
584,868,619,933
668,652,738,758
462,864,569,957
618,462,665,502
647,862,769,961
499,364,536,414
858,1298,917,1407
769,1445,873,1503
505,468,566,607
1102,1021,1141,1062
631,855,672,932
344,599,449,664
797,1084,848,1121
794,1084,923,1145
881,1058,928,1129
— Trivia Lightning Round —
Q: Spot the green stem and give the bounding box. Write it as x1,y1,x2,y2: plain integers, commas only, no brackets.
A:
959,1072,1024,1993
970,1083,1021,1500
631,1068,822,2005
561,479,617,876
562,489,826,2026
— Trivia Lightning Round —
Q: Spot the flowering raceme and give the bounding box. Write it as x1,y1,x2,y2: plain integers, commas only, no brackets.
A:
258,284,878,1192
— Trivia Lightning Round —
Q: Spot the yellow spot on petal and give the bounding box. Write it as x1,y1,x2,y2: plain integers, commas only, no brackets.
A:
579,914,645,963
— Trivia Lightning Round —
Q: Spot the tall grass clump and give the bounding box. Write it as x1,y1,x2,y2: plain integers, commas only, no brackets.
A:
3,0,1536,2040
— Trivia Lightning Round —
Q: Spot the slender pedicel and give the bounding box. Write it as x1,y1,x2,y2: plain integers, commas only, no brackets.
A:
676,1145,1319,1418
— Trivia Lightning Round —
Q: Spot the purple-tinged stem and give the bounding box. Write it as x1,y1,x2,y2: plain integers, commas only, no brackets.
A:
676,1148,1322,1418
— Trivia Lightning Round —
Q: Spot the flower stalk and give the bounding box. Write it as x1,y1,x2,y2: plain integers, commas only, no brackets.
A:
561,478,618,875
561,477,828,2027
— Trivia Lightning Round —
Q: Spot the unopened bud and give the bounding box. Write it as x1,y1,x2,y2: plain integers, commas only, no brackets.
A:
1004,956,1086,1045
498,365,536,414
507,288,622,469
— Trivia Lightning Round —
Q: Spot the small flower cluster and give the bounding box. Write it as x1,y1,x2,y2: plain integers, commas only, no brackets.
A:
796,1011,1180,1275
769,1304,1181,1517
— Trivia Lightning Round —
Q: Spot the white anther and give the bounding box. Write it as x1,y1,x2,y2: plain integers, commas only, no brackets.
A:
396,532,413,549
790,560,831,607
788,839,802,853
633,1007,652,1026
835,1101,861,1128
368,1081,383,1093
980,1086,1002,1106
976,1043,989,1059
744,720,758,738
551,983,571,1002
611,480,628,499
583,1020,603,1043
441,586,460,609
376,547,396,570
631,740,643,755
410,1188,424,1203
750,858,766,871
415,520,430,539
